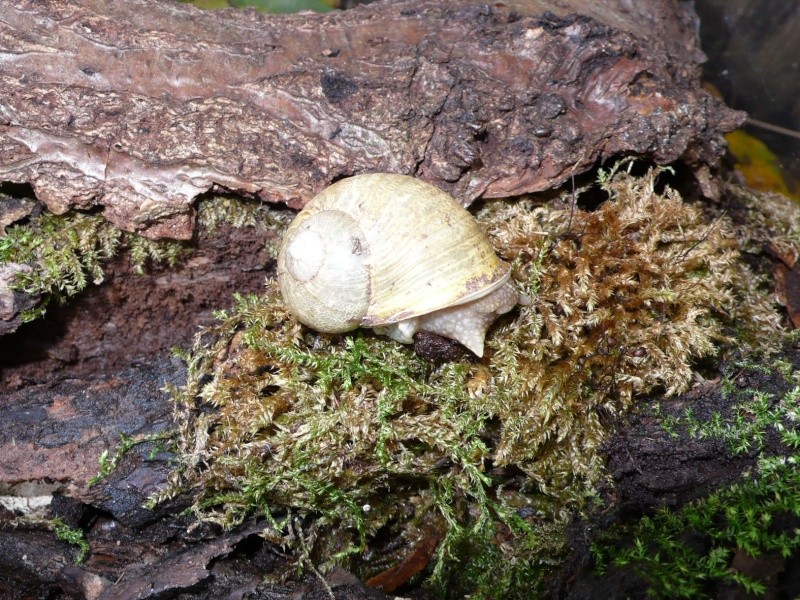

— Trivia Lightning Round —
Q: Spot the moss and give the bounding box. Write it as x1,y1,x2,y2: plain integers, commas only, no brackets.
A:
0,212,125,321
2,515,90,565
591,345,800,598
89,431,173,487
197,194,290,237
52,517,91,564
727,183,800,325
0,194,283,321
594,362,800,598
160,289,560,595
478,164,780,501
594,455,800,599
154,164,785,597
0,210,187,320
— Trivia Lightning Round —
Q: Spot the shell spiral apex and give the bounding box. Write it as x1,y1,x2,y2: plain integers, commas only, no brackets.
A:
277,173,523,356
278,208,370,333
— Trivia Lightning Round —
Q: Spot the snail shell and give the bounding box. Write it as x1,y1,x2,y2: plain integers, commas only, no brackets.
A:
277,173,525,356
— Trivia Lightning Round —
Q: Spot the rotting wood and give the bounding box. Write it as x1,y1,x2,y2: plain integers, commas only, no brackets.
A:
0,0,742,239
0,362,176,491
0,1,769,597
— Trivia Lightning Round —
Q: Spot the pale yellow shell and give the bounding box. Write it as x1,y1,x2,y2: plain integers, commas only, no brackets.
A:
277,173,510,334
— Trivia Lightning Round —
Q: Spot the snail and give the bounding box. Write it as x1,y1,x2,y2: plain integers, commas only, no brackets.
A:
276,173,528,357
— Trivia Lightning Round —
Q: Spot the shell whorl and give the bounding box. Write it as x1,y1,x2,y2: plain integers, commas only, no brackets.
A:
278,209,370,333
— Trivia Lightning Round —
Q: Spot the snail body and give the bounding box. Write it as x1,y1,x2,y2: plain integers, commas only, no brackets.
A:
277,173,525,357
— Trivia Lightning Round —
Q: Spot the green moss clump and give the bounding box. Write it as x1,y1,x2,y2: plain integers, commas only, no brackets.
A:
162,288,556,595
594,455,800,599
666,377,800,456
0,211,187,320
1,212,124,320
158,165,783,596
52,517,91,564
0,195,285,321
478,165,779,502
197,194,291,237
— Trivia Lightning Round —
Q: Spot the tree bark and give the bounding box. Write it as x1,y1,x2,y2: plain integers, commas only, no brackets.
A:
0,0,742,239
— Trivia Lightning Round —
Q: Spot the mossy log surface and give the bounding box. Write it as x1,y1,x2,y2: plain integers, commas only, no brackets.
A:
0,0,741,239
2,1,793,599
2,344,796,599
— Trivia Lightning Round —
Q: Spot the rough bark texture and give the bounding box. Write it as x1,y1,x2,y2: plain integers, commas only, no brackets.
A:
0,362,176,492
0,0,742,239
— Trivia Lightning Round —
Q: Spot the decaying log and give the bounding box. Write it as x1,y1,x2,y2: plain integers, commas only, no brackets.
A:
3,345,795,599
0,0,742,239
0,1,766,597
0,362,176,492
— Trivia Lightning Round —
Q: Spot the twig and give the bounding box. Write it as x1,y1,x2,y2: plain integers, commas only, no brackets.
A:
746,118,800,142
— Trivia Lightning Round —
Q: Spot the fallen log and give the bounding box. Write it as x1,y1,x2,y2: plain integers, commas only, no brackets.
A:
0,0,771,597
0,0,742,238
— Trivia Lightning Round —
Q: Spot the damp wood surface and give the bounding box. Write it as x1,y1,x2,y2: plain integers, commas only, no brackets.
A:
0,0,741,239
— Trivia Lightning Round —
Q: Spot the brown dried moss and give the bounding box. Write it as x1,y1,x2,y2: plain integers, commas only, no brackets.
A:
480,165,781,500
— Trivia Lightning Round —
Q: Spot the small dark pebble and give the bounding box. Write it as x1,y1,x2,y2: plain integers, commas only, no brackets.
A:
413,331,466,362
